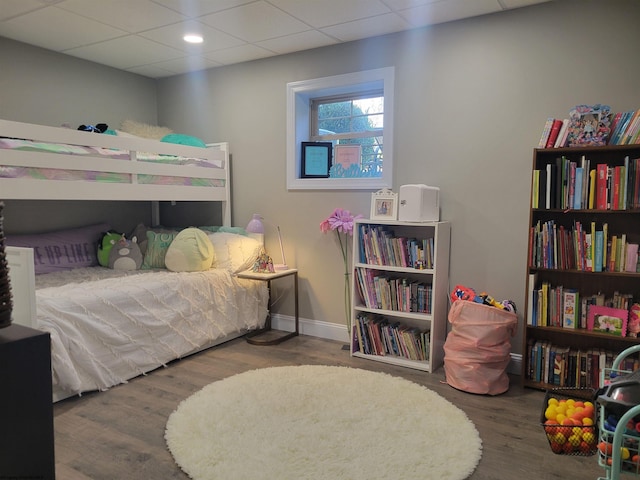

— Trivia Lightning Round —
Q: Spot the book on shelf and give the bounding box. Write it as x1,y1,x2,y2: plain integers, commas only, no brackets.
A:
538,118,555,148
596,163,608,209
545,119,564,148
626,243,639,273
565,104,612,147
562,289,578,329
527,273,537,326
573,166,583,209
554,119,570,148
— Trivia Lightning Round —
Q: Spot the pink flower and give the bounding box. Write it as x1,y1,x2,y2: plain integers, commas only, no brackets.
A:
320,208,362,236
320,208,363,333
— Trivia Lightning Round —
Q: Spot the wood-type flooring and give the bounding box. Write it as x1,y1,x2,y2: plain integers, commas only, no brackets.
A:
53,334,604,479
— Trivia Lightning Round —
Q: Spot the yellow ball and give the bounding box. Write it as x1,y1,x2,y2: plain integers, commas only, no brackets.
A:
582,417,594,426
622,447,630,460
555,413,566,424
545,406,557,420
583,432,596,444
548,397,559,406
568,434,581,447
554,433,566,444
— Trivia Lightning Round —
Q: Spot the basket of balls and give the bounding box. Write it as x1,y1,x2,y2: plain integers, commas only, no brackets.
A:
541,388,598,456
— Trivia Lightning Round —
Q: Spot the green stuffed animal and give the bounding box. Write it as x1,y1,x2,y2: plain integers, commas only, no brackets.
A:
97,231,123,267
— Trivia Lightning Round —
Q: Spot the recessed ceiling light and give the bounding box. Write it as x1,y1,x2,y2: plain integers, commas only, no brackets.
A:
184,34,203,44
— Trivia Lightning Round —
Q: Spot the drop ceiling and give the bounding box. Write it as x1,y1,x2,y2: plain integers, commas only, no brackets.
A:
0,0,551,79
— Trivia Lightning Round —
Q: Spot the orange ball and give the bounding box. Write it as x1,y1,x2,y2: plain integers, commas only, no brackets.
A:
599,441,613,455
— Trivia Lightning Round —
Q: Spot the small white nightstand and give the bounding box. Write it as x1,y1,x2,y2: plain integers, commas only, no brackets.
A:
236,268,299,345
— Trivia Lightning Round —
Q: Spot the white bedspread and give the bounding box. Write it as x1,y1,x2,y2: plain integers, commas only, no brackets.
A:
34,267,268,399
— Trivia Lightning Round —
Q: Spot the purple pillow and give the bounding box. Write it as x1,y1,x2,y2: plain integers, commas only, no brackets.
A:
6,223,110,275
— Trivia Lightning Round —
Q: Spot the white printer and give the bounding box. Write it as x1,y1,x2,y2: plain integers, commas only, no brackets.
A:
398,184,440,222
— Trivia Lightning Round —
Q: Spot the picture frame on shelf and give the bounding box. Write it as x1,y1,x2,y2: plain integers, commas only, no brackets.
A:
301,142,332,178
370,188,398,220
587,305,628,337
334,145,361,170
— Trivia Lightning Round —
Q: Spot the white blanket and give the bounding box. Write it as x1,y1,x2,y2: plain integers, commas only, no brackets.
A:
34,267,268,399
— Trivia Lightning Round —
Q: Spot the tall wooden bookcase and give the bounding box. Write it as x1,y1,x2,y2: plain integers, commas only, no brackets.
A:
523,144,640,391
350,219,450,372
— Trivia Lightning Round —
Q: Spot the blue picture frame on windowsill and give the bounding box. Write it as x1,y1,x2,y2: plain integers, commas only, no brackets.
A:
301,142,332,178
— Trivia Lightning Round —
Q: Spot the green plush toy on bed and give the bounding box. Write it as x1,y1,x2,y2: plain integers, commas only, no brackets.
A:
108,235,143,271
97,231,123,267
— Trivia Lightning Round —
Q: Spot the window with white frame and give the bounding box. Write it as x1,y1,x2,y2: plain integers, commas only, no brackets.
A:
286,67,394,190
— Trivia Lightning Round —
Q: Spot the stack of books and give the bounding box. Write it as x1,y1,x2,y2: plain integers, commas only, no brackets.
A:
532,156,640,211
609,109,640,145
528,220,639,273
355,267,432,313
537,106,640,148
525,340,637,388
358,224,434,269
353,313,430,361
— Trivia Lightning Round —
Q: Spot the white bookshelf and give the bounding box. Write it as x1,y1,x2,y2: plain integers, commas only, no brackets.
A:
350,219,450,372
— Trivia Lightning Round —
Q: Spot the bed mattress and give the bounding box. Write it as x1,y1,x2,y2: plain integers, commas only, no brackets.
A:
34,267,268,399
0,137,225,187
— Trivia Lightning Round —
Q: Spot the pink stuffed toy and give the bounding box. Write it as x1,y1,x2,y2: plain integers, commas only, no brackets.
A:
627,303,640,338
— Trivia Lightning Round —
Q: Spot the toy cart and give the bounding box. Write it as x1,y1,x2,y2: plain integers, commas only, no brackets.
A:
597,344,640,480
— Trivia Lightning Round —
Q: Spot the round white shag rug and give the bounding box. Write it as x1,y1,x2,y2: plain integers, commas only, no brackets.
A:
165,365,482,480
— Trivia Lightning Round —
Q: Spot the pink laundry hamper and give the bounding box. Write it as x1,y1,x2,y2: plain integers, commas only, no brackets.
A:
444,300,518,395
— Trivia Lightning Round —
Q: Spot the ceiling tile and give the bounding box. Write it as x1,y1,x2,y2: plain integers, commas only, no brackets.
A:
64,35,184,70
0,0,52,21
139,20,245,53
204,43,275,65
321,13,413,42
398,0,503,27
256,30,338,55
379,0,440,9
499,0,552,7
151,0,256,17
267,0,391,28
56,0,185,33
0,6,127,51
199,1,310,43
140,55,223,75
125,63,177,78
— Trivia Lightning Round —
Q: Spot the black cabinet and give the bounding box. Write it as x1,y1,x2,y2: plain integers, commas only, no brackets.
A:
0,324,55,479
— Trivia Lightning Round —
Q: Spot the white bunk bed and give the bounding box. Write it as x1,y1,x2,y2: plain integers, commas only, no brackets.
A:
1,119,268,402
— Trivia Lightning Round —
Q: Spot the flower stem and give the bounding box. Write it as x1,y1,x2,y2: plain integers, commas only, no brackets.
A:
336,231,351,334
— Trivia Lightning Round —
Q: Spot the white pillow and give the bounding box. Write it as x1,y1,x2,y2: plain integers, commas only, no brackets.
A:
207,232,263,273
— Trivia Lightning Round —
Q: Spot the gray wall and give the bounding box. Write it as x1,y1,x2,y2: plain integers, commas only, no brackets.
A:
2,1,640,357
1,37,161,234
156,0,640,353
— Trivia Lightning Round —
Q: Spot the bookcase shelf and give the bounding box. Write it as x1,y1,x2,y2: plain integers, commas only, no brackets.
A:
523,145,640,392
350,219,450,373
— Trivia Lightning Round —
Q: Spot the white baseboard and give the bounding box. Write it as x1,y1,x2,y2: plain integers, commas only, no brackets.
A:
273,314,524,376
271,314,350,343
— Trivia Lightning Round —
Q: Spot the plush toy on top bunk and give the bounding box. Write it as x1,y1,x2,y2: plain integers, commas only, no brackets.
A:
77,123,109,133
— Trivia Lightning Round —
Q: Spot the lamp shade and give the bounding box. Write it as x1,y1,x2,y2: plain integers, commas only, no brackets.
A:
245,214,264,234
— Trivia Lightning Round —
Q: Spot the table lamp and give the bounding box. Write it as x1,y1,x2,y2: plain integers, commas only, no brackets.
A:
245,214,288,271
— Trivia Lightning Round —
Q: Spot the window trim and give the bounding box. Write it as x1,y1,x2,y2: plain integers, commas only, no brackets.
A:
286,67,394,190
